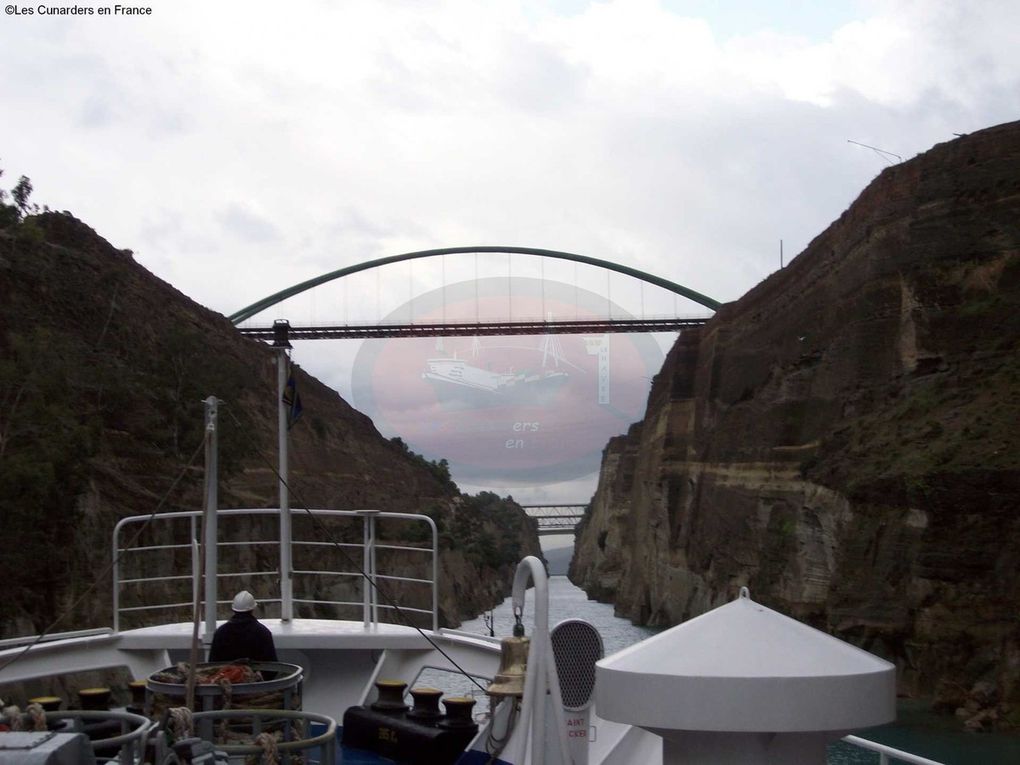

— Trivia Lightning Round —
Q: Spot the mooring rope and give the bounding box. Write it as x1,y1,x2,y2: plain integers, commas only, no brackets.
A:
2,705,22,731
215,677,233,741
167,706,194,739
25,702,46,732
249,731,279,765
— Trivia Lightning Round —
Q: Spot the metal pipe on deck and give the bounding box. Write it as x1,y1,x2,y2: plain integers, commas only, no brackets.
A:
202,396,219,640
274,322,293,622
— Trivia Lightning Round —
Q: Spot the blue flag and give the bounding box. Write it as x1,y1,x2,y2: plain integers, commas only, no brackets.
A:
282,373,303,429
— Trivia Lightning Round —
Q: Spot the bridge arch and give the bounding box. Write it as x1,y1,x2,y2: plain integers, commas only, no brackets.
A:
228,246,721,324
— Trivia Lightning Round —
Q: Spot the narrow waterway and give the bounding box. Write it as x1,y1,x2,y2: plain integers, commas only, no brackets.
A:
451,574,1020,765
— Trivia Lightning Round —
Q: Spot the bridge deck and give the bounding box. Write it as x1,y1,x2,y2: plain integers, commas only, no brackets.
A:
239,317,707,340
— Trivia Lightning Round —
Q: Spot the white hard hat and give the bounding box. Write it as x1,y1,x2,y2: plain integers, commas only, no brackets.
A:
232,591,257,612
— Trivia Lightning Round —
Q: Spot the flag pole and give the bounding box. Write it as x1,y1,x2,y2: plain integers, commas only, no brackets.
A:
273,320,293,622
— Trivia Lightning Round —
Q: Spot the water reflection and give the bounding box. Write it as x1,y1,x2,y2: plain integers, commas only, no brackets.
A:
457,574,658,656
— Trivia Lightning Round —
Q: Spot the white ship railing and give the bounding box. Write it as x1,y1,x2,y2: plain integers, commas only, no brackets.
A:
0,627,114,650
841,734,947,764
112,508,438,632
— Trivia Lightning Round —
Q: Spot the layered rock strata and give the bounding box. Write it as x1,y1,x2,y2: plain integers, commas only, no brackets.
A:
571,121,1020,727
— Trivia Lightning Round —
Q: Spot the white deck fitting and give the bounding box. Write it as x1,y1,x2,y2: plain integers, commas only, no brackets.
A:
0,619,502,734
595,588,896,764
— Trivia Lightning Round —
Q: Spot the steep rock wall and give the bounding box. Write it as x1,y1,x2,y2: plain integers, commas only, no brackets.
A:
0,212,539,639
571,121,1020,728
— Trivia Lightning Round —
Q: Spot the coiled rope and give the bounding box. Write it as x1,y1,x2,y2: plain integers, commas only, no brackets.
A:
167,706,194,739
248,731,279,765
25,702,46,732
2,705,22,731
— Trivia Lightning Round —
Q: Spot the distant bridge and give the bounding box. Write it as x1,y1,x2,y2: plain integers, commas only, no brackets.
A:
522,504,587,536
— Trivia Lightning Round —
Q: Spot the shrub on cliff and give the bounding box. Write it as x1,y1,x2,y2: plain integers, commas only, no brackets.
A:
0,165,41,229
388,436,457,493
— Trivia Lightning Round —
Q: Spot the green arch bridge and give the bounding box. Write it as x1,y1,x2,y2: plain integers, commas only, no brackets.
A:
230,246,719,338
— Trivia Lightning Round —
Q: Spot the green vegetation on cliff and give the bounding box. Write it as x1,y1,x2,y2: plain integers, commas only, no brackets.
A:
0,170,540,637
571,121,1020,731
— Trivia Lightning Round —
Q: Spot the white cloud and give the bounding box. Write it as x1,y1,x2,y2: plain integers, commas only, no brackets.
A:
216,203,282,243
3,0,1019,499
725,0,1020,110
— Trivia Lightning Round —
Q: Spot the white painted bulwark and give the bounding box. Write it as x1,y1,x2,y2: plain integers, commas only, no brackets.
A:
595,588,895,734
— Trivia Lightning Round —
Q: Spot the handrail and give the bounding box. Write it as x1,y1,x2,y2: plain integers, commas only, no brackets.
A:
439,628,503,645
842,734,947,765
112,508,439,632
42,709,159,763
0,627,113,650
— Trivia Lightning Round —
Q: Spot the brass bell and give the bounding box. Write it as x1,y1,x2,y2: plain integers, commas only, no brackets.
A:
486,616,529,698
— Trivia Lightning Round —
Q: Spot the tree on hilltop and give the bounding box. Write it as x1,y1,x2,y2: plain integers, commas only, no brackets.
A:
0,163,41,228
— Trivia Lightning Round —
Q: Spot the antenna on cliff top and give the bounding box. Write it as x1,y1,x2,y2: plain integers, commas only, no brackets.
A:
847,139,902,165
780,239,784,269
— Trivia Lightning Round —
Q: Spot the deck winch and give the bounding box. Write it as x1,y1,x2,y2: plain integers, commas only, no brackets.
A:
341,680,479,765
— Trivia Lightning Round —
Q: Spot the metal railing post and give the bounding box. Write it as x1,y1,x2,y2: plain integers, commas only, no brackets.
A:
112,525,121,632
191,538,201,613
370,514,379,625
431,522,439,632
362,514,371,629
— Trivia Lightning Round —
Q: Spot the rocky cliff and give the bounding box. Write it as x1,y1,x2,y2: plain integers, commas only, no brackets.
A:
0,210,540,639
571,121,1020,729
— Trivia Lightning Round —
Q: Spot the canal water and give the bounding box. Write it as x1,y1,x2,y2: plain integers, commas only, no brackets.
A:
451,574,1020,765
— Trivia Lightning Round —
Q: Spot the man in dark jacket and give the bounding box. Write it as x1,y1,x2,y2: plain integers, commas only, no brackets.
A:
208,590,278,663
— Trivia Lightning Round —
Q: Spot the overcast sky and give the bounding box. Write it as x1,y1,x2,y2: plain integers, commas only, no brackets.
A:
3,0,1019,515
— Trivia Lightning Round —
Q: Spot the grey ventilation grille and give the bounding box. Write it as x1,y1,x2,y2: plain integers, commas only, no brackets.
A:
550,619,604,711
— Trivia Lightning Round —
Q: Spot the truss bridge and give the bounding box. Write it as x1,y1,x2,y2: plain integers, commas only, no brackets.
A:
521,504,587,536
